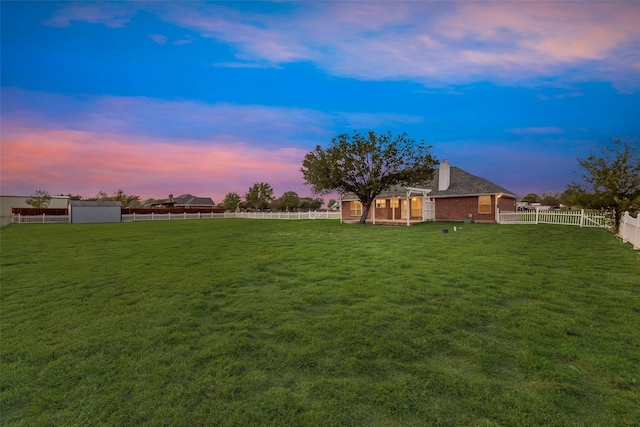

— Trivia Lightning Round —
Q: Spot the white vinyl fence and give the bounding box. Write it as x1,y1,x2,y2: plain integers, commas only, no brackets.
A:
121,212,226,222
232,211,341,220
618,211,640,250
498,208,609,228
11,214,70,224
121,211,341,222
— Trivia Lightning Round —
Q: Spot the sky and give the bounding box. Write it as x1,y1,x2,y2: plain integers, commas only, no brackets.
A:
1,1,639,204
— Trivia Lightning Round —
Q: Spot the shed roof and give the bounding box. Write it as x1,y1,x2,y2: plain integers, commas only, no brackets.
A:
69,200,122,207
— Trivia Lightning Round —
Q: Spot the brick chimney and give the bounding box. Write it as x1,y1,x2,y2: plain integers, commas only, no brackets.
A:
438,160,450,191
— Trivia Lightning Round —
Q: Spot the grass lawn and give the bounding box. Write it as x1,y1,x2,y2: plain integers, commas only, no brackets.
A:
1,219,639,426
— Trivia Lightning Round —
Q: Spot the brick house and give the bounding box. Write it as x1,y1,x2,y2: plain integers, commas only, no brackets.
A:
151,194,215,209
341,160,518,225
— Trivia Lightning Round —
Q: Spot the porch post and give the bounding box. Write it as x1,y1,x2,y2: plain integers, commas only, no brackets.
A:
406,192,410,227
392,197,395,221
373,200,376,225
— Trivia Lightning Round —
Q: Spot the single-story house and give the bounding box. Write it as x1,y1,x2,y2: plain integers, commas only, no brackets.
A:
341,160,518,225
151,194,215,209
173,194,215,208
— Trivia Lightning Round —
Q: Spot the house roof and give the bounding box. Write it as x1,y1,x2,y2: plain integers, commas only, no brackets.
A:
173,194,215,206
341,166,518,200
427,167,518,198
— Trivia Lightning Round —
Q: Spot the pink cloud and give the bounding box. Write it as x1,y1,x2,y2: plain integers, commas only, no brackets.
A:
44,2,640,88
44,3,138,28
154,2,640,89
0,123,310,202
148,34,168,45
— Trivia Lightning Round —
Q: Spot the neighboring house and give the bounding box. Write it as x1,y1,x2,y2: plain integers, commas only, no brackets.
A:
150,194,215,209
172,194,216,208
341,160,518,224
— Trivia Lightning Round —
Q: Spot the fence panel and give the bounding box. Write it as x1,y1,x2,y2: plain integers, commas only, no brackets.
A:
12,214,69,224
230,211,340,220
120,211,340,222
498,209,608,228
618,212,639,250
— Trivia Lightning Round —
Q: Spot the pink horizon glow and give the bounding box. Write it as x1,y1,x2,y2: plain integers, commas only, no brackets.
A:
0,123,319,203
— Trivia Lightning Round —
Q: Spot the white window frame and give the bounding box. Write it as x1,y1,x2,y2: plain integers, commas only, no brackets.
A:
350,201,362,216
478,195,492,214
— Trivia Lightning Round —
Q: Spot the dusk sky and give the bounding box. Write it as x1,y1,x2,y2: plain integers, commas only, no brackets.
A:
2,1,639,203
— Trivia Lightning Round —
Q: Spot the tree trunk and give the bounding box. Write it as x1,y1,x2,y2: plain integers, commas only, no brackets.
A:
359,201,373,224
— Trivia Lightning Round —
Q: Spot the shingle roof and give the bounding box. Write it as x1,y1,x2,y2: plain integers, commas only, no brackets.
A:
173,194,215,206
427,167,518,198
340,166,518,200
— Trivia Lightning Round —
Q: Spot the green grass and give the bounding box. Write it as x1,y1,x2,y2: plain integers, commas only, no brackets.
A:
1,219,639,426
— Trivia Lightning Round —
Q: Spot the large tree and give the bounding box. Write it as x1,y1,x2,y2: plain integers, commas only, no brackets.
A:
245,182,274,210
222,192,242,211
301,130,437,224
25,189,51,208
278,191,301,211
521,193,540,204
567,137,640,232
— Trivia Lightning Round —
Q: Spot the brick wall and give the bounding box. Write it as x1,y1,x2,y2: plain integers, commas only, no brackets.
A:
435,195,517,222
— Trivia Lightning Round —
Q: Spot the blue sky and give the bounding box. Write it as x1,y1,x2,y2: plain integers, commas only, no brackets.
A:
2,1,639,203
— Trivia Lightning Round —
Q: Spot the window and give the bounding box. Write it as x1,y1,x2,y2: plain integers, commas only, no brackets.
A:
350,201,362,216
375,199,386,208
389,199,399,208
410,198,422,217
478,196,492,214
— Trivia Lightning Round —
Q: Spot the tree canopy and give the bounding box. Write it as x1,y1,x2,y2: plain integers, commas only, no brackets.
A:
278,191,301,211
95,189,141,208
25,189,51,208
567,137,640,231
521,193,540,204
301,130,437,223
222,192,242,211
244,182,274,210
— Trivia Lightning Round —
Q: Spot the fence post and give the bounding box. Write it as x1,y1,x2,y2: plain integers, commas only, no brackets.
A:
184,212,186,220
152,212,155,221
535,207,539,224
43,213,45,224
635,213,640,250
580,209,584,227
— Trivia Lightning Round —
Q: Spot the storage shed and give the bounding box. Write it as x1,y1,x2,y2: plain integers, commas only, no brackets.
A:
68,200,122,223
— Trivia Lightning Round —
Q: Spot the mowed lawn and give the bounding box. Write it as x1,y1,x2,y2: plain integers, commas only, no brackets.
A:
1,219,639,426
